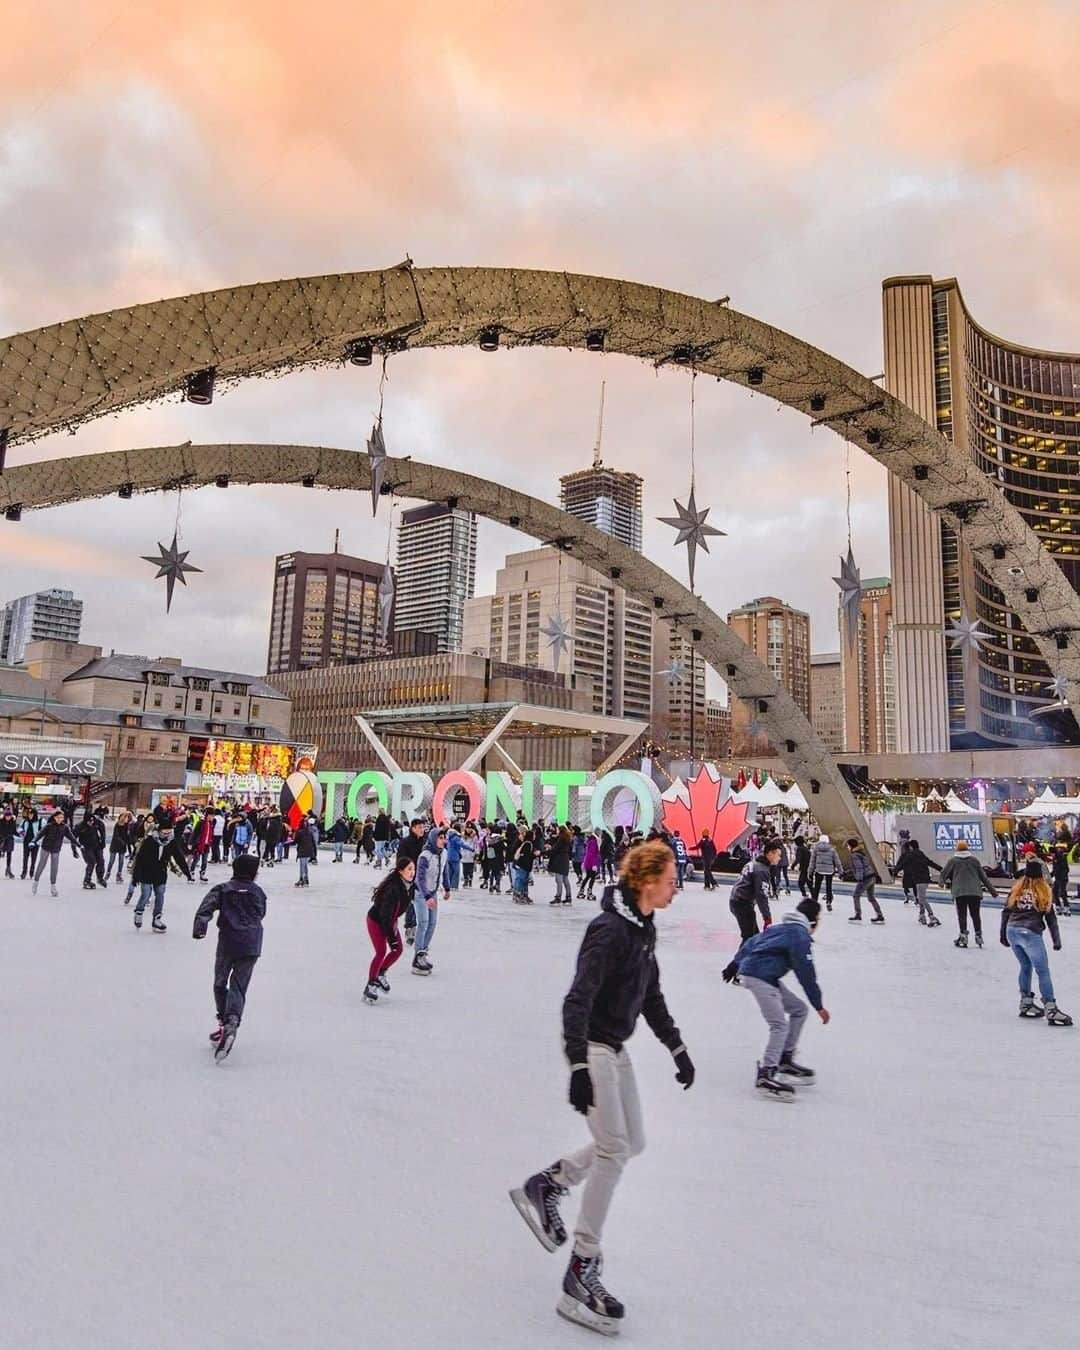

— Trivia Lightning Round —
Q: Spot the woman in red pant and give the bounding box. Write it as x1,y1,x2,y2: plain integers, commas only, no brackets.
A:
364,854,415,1004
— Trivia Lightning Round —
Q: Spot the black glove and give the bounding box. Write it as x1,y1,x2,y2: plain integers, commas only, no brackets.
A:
673,1045,695,1090
192,921,207,940
1053,942,1062,952
1000,937,1009,947
385,931,400,950
569,1065,594,1115
721,959,740,984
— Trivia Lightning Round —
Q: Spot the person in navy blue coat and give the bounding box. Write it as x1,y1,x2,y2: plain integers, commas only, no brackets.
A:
724,898,830,1099
193,852,267,1061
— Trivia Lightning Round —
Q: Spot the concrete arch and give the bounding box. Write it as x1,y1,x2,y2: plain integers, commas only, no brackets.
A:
1,264,1078,704
0,440,886,871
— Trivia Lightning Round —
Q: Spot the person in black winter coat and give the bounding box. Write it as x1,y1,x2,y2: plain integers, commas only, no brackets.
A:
396,818,428,938
698,832,718,891
794,836,811,898
509,841,694,1335
131,825,192,931
294,819,317,887
363,853,416,1004
193,853,267,1059
1051,844,1071,916
262,808,283,868
76,813,107,890
0,805,17,879
891,840,942,926
728,844,780,939
31,810,79,896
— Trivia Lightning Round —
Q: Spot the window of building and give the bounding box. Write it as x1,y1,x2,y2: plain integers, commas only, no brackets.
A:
232,702,241,715
170,739,181,754
148,737,158,752
214,700,222,714
152,694,162,707
251,702,260,718
194,698,204,712
174,695,183,710
131,691,141,705
126,736,136,750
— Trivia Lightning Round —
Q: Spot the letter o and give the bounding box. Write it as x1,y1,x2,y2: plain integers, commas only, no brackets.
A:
590,771,661,835
346,771,390,817
432,770,485,826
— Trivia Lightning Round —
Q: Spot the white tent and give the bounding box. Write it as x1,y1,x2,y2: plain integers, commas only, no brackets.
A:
784,783,810,812
733,782,763,804
755,778,790,809
943,791,975,814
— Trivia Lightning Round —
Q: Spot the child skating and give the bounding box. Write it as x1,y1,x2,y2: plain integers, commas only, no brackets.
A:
510,840,694,1336
724,898,830,1100
192,853,267,1062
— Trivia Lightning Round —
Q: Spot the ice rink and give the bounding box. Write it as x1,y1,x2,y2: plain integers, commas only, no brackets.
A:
2,855,1076,1350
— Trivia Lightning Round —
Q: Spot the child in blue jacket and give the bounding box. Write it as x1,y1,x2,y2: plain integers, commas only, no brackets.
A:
724,898,830,1100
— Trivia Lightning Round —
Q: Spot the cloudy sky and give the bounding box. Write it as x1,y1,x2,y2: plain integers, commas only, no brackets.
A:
2,0,1079,688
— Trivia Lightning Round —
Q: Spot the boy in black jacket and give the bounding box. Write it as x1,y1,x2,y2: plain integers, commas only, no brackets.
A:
510,840,694,1336
193,853,267,1062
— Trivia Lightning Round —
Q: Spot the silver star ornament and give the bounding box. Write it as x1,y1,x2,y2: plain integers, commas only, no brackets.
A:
655,659,687,687
368,418,387,516
377,564,395,643
833,545,862,649
944,610,988,658
658,485,725,591
540,610,574,669
1045,673,1070,705
141,531,202,612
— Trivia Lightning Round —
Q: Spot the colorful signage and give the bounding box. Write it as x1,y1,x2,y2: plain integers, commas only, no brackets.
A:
933,820,985,852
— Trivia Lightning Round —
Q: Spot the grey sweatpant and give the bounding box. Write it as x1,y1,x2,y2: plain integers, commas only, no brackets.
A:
913,882,935,919
743,975,807,1067
556,1044,645,1259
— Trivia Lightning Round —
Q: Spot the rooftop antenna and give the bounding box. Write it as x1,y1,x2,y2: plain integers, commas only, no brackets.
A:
592,380,606,468
333,528,340,553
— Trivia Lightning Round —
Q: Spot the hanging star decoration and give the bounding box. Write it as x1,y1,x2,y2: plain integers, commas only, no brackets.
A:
141,532,202,612
367,418,387,517
655,659,687,687
833,545,862,649
540,609,574,669
944,610,988,658
1045,673,1070,705
377,564,395,644
658,485,725,591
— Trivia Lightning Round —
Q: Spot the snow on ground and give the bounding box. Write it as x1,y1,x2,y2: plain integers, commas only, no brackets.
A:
1,855,1077,1350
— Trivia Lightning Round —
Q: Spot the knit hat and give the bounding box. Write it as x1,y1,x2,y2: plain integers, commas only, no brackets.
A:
954,839,970,851
233,854,260,880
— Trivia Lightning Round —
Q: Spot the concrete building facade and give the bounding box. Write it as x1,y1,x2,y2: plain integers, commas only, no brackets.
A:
727,596,811,749
267,550,386,674
0,588,83,665
393,503,477,653
840,579,896,756
810,652,844,754
884,275,1080,748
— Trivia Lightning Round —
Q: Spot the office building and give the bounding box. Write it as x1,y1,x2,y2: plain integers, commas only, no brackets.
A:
705,699,733,761
810,653,844,754
884,275,1080,748
0,588,82,665
727,596,811,746
652,622,708,759
393,504,477,654
274,652,595,775
559,461,644,552
267,550,387,674
463,546,654,724
839,579,896,755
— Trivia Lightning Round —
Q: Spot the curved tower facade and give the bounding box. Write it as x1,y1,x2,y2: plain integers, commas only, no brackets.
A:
885,276,1080,748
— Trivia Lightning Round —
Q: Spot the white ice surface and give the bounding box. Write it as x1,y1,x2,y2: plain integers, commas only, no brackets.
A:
2,858,1077,1350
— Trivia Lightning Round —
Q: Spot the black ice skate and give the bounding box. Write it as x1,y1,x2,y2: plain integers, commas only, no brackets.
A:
411,954,431,976
363,980,380,1005
1019,995,1045,1019
509,1166,568,1252
870,915,885,924
918,912,927,925
405,928,416,946
209,1023,224,1043
927,914,941,927
974,934,984,948
152,916,167,933
776,1051,815,1084
954,934,968,948
375,974,391,994
558,1252,624,1337
755,1063,795,1101
133,909,143,929
1045,1001,1074,1027
214,1019,238,1062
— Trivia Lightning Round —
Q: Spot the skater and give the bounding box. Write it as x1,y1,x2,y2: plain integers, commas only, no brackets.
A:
104,810,134,882
131,822,192,930
460,823,478,888
0,805,17,878
189,809,214,881
511,831,535,904
939,839,998,948
509,840,694,1336
671,830,688,889
728,842,779,940
808,834,841,911
846,838,884,923
294,815,317,887
372,809,392,868
262,805,283,868
31,809,79,896
794,834,811,898
578,830,601,900
486,826,506,895
547,825,573,905
891,839,942,926
363,853,415,1004
397,818,427,941
1051,843,1071,916
193,852,268,1062
329,813,351,862
18,805,41,879
724,898,829,1099
699,831,717,891
76,811,106,890
442,823,463,898
412,828,445,973
1001,859,1071,1025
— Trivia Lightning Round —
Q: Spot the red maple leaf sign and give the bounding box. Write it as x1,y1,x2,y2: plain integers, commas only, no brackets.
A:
661,765,753,851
